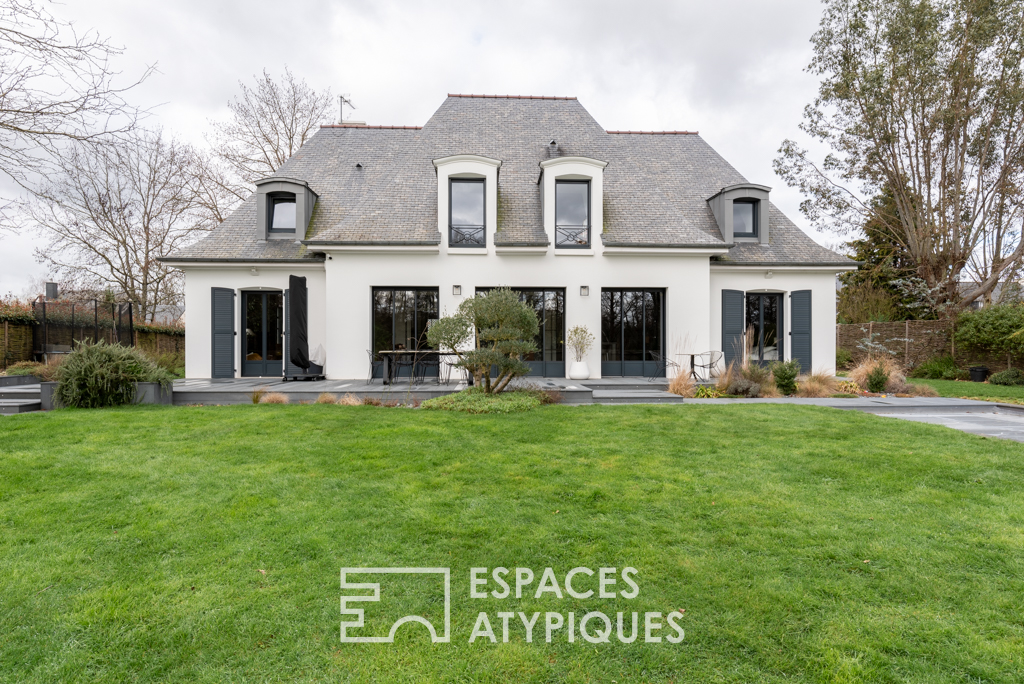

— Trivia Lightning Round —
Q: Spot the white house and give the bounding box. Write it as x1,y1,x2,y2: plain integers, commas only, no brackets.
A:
163,94,855,381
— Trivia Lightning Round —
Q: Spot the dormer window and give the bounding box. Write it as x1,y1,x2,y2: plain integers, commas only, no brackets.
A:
449,179,485,247
269,194,297,232
733,199,758,238
255,177,317,240
555,180,590,248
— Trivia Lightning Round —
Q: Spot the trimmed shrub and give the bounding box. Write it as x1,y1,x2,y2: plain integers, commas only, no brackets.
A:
54,341,172,408
727,376,761,397
421,388,541,414
867,364,889,393
989,368,1024,386
770,360,800,395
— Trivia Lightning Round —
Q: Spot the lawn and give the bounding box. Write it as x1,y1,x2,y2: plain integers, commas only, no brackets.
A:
1,404,1022,683
915,378,1024,403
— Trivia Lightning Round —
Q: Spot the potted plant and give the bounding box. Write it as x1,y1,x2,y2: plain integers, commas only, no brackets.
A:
566,325,595,380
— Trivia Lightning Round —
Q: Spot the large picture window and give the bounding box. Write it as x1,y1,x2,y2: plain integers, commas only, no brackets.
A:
372,288,439,377
555,180,590,248
601,289,664,376
449,179,485,247
478,288,565,377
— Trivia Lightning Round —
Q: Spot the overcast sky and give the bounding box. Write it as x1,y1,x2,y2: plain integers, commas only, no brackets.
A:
0,0,832,296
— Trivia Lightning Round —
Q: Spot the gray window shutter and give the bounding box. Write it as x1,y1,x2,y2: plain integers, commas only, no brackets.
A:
722,289,745,368
211,287,235,378
790,290,812,373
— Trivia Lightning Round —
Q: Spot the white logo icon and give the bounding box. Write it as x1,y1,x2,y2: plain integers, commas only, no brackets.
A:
340,567,451,643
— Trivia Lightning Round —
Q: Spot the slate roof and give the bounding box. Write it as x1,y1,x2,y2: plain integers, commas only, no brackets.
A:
166,95,853,267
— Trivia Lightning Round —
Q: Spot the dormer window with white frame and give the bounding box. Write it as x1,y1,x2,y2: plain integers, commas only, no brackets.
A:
255,177,318,241
555,179,590,248
449,178,485,247
539,156,607,254
432,154,501,254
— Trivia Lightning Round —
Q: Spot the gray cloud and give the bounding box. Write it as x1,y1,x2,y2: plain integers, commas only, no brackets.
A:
1,0,833,294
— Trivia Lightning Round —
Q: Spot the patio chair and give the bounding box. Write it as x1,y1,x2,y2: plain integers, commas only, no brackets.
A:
687,351,724,382
647,351,680,382
392,349,417,384
415,350,442,385
366,350,384,384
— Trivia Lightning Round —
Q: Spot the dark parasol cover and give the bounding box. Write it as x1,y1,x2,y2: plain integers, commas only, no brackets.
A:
289,275,309,369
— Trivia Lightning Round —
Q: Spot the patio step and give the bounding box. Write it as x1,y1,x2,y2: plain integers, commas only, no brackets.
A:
0,385,41,401
0,399,41,414
591,390,685,405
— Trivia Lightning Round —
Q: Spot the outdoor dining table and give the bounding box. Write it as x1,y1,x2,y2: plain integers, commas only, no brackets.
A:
377,349,461,385
675,351,724,383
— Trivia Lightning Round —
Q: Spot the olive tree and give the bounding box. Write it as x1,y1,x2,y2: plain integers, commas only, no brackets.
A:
427,287,538,394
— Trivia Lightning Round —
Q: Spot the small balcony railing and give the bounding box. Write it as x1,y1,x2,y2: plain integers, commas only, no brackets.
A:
555,225,590,248
450,225,485,247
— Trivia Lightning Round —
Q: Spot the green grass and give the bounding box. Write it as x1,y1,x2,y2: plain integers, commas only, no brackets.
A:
421,388,542,413
916,378,1024,403
1,404,1022,682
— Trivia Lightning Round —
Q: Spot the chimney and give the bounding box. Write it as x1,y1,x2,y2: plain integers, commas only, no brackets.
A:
548,140,558,158
45,282,58,301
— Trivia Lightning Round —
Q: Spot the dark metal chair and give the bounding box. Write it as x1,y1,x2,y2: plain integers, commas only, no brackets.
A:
415,350,442,385
648,351,680,382
392,349,417,384
366,350,384,384
682,351,724,382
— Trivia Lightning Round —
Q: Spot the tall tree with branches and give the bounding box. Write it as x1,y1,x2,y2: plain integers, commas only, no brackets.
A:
0,0,149,190
26,129,227,322
208,66,333,190
775,0,1024,309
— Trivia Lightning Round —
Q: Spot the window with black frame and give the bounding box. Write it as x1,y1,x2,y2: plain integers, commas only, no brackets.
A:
371,288,439,378
555,180,590,248
477,288,565,377
601,289,664,376
449,179,485,247
269,193,297,233
733,199,758,238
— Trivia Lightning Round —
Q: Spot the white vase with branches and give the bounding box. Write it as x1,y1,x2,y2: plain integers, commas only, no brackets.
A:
566,325,594,380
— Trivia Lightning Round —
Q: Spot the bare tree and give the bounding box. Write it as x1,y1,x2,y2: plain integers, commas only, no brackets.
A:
26,129,224,322
775,0,1024,309
208,66,333,189
0,0,150,188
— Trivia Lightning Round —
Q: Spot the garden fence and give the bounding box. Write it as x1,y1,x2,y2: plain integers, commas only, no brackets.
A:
32,300,134,357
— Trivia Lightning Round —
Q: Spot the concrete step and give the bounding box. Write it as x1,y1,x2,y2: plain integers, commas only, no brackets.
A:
0,386,41,401
583,380,669,391
0,399,41,414
591,390,685,405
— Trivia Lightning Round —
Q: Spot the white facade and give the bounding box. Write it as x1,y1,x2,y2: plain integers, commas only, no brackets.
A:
177,250,841,380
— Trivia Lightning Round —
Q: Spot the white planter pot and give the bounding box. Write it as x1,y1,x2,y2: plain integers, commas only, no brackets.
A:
568,361,590,380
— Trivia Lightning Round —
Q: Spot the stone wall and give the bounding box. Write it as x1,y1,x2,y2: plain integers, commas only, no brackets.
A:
1,322,34,367
837,319,1024,371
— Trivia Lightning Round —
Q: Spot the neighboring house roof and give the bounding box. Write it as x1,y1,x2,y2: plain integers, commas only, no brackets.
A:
166,94,852,267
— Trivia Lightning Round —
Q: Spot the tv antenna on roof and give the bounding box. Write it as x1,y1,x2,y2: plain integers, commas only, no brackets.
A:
339,94,356,123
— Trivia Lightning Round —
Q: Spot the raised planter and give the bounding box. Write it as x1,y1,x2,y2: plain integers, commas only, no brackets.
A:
0,374,39,387
569,361,591,380
41,381,172,410
969,366,990,383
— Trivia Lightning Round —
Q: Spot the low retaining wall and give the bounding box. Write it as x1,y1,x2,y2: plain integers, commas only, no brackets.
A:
837,319,1024,372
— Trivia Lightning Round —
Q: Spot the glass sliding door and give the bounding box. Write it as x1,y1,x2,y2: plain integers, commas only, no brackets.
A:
371,287,439,377
601,289,664,376
745,293,783,364
476,288,565,377
242,291,283,377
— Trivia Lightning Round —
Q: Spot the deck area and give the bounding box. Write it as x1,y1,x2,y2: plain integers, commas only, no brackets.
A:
170,376,678,406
